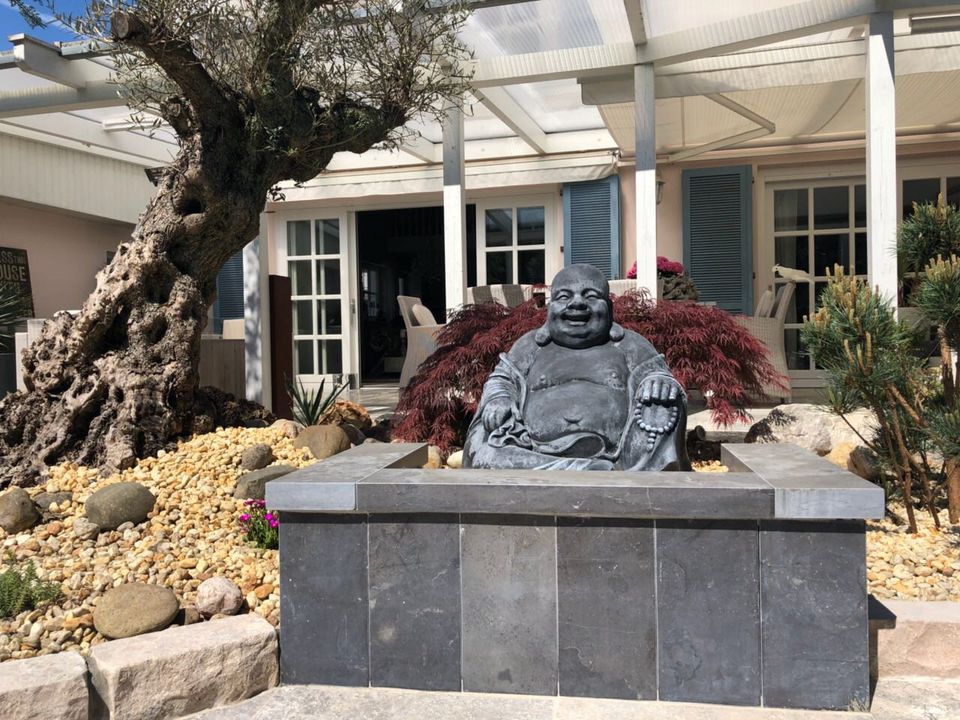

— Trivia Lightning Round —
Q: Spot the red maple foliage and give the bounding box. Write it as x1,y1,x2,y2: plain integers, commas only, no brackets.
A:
392,291,787,453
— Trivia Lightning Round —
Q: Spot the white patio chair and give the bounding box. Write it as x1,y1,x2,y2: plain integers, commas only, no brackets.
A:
466,284,532,308
397,296,444,388
733,282,795,402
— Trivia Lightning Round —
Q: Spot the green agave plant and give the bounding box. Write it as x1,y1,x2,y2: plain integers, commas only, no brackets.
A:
287,375,349,426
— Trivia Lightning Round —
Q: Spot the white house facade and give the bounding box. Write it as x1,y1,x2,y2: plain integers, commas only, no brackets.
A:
3,1,960,407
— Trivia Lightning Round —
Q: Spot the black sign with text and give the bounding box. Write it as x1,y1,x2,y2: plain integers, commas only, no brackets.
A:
0,246,35,320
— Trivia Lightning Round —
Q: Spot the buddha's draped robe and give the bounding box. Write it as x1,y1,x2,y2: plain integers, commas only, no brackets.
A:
463,329,689,471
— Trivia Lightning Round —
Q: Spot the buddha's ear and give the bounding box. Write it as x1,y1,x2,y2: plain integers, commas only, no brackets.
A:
534,325,552,346
610,323,625,342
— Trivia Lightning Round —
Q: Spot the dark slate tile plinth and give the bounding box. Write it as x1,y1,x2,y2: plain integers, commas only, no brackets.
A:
761,520,870,710
557,518,657,700
657,520,761,706
279,514,368,685
368,514,462,691
461,515,558,695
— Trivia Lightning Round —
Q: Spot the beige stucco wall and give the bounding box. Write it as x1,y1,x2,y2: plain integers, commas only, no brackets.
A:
618,164,684,277
0,198,133,318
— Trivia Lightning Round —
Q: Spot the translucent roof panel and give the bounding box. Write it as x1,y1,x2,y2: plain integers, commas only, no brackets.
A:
642,0,804,38
461,0,630,58
503,79,606,133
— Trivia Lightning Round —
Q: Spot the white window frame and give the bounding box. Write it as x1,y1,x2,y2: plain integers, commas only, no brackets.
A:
475,194,560,286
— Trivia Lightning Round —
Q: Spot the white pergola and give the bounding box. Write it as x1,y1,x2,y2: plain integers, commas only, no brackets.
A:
4,0,960,313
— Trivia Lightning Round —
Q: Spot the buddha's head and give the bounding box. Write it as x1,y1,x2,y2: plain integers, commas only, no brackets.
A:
543,264,614,349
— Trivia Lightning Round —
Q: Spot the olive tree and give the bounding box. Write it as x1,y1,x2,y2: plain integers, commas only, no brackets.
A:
0,0,469,483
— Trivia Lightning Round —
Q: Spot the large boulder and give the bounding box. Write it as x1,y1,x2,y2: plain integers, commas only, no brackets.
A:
233,465,297,500
85,482,156,530
196,577,244,618
93,583,179,639
745,404,876,456
32,491,73,513
239,444,275,471
270,418,303,439
0,488,40,534
319,399,372,430
294,425,351,460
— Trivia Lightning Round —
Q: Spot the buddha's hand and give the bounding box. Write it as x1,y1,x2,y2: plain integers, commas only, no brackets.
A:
482,397,517,431
636,376,682,450
638,376,682,406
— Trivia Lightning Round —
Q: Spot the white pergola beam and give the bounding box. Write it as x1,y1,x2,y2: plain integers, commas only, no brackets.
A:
0,112,176,164
866,12,900,311
639,0,960,66
470,1,960,87
470,42,636,88
400,133,439,162
578,30,960,103
0,82,123,118
10,34,111,88
623,0,648,45
472,86,548,154
634,63,657,297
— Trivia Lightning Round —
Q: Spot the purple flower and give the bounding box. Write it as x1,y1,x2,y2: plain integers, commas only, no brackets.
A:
239,513,250,522
264,512,274,521
269,519,279,529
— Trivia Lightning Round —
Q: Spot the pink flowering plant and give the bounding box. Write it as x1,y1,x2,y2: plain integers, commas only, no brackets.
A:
626,256,685,280
239,499,279,550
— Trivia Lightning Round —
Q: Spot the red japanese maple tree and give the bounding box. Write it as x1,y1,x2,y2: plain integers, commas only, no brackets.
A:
392,291,787,453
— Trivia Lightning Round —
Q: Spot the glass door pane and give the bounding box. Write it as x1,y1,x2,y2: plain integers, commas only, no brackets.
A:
288,216,349,381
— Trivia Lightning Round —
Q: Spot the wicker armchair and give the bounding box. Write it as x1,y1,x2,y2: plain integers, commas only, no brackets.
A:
397,296,444,388
466,284,533,308
733,282,795,402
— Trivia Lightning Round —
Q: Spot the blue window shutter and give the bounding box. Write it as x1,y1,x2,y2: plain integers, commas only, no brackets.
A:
213,250,244,332
563,175,621,279
682,166,753,314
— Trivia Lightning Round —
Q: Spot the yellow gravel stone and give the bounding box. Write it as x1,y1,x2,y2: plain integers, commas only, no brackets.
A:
0,426,312,662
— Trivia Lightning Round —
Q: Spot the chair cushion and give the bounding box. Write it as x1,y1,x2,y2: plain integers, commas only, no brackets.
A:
411,303,437,326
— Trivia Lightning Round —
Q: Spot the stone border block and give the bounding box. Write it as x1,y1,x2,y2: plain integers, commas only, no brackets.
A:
88,614,278,720
0,651,88,720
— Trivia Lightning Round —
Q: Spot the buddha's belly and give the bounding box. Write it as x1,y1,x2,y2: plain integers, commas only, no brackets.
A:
524,381,628,455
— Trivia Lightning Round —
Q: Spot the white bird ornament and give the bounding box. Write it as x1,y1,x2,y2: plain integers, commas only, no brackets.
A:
772,264,813,283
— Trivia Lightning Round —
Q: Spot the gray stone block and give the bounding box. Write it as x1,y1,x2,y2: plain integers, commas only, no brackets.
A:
461,514,558,695
657,520,761,706
368,514,461,691
721,444,884,520
279,514,368,685
267,443,427,512
761,520,869,710
0,651,88,720
557,518,656,700
358,469,773,519
88,614,277,720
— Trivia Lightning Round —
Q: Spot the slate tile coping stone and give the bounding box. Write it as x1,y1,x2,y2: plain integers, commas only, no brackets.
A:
0,651,88,720
267,442,883,521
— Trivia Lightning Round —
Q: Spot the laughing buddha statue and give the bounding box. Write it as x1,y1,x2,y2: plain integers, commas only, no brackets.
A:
463,264,689,471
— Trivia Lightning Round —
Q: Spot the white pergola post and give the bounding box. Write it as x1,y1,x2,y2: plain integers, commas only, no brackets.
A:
243,214,272,409
634,62,658,297
442,100,467,316
866,12,898,311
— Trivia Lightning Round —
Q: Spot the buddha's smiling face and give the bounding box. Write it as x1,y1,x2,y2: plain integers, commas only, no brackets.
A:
547,265,612,349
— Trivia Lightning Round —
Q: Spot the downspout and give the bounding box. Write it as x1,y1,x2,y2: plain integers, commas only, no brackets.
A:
669,94,775,162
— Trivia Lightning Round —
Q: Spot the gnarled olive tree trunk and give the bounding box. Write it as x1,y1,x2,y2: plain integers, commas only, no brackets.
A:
0,136,274,482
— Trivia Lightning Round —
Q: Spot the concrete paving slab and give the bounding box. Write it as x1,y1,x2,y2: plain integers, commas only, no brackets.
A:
184,678,960,720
